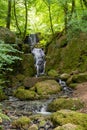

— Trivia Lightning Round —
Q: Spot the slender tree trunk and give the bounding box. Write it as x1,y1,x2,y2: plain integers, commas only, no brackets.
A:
68,0,75,21
13,0,21,35
6,0,11,29
23,0,28,39
48,4,54,34
63,1,68,34
43,0,54,34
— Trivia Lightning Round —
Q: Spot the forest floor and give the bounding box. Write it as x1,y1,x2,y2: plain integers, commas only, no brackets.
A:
73,82,87,113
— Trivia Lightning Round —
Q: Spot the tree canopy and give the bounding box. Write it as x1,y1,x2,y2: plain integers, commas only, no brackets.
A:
0,0,87,39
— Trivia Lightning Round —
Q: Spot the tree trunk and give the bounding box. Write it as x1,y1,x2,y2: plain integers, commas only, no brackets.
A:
63,1,68,34
23,0,28,39
48,4,54,34
13,0,21,35
6,0,11,29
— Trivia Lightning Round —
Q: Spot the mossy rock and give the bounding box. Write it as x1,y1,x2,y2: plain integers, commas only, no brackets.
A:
28,124,38,130
48,69,58,77
69,83,78,89
0,89,7,101
22,44,31,54
14,87,38,100
31,80,61,99
60,73,70,81
21,54,36,76
51,110,87,129
46,33,87,73
12,116,31,129
11,74,25,88
54,123,84,130
47,98,84,112
0,26,16,44
72,72,87,83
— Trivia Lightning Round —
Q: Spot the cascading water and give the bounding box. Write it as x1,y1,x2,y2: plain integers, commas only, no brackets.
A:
27,33,46,77
32,48,46,77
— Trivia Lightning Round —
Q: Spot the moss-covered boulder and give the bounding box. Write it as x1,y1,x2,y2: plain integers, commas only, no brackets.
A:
47,98,84,112
31,80,61,99
14,87,38,100
51,110,87,129
12,116,31,129
21,54,36,76
54,123,84,130
0,26,16,43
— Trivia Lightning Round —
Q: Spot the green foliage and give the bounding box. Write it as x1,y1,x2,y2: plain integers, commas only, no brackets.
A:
0,40,22,88
0,108,10,121
0,40,22,71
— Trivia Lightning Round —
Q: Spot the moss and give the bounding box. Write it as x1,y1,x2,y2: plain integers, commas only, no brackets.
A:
46,33,87,74
12,116,31,129
69,83,78,89
54,123,84,130
14,87,38,100
21,54,36,76
60,73,70,81
72,72,87,83
51,110,87,129
28,124,38,130
0,89,7,101
48,69,58,77
32,80,61,99
47,98,84,112
22,44,31,54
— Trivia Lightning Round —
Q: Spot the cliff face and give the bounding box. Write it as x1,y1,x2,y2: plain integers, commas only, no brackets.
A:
46,33,87,74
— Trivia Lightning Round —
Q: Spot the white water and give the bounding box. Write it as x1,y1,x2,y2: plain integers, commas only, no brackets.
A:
36,104,51,115
32,48,46,77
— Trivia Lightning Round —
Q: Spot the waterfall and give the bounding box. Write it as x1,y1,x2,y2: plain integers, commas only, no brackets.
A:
27,33,46,77
32,48,46,77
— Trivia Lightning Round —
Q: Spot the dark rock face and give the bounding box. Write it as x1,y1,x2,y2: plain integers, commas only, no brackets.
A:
0,26,16,43
46,33,87,73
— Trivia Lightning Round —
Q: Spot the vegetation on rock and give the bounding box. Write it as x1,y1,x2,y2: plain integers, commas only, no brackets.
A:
14,87,38,100
31,80,61,99
12,116,31,129
51,110,87,129
47,98,84,112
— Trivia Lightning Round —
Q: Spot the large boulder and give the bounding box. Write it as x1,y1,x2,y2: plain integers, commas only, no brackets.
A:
14,87,38,100
31,80,61,99
51,110,87,129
